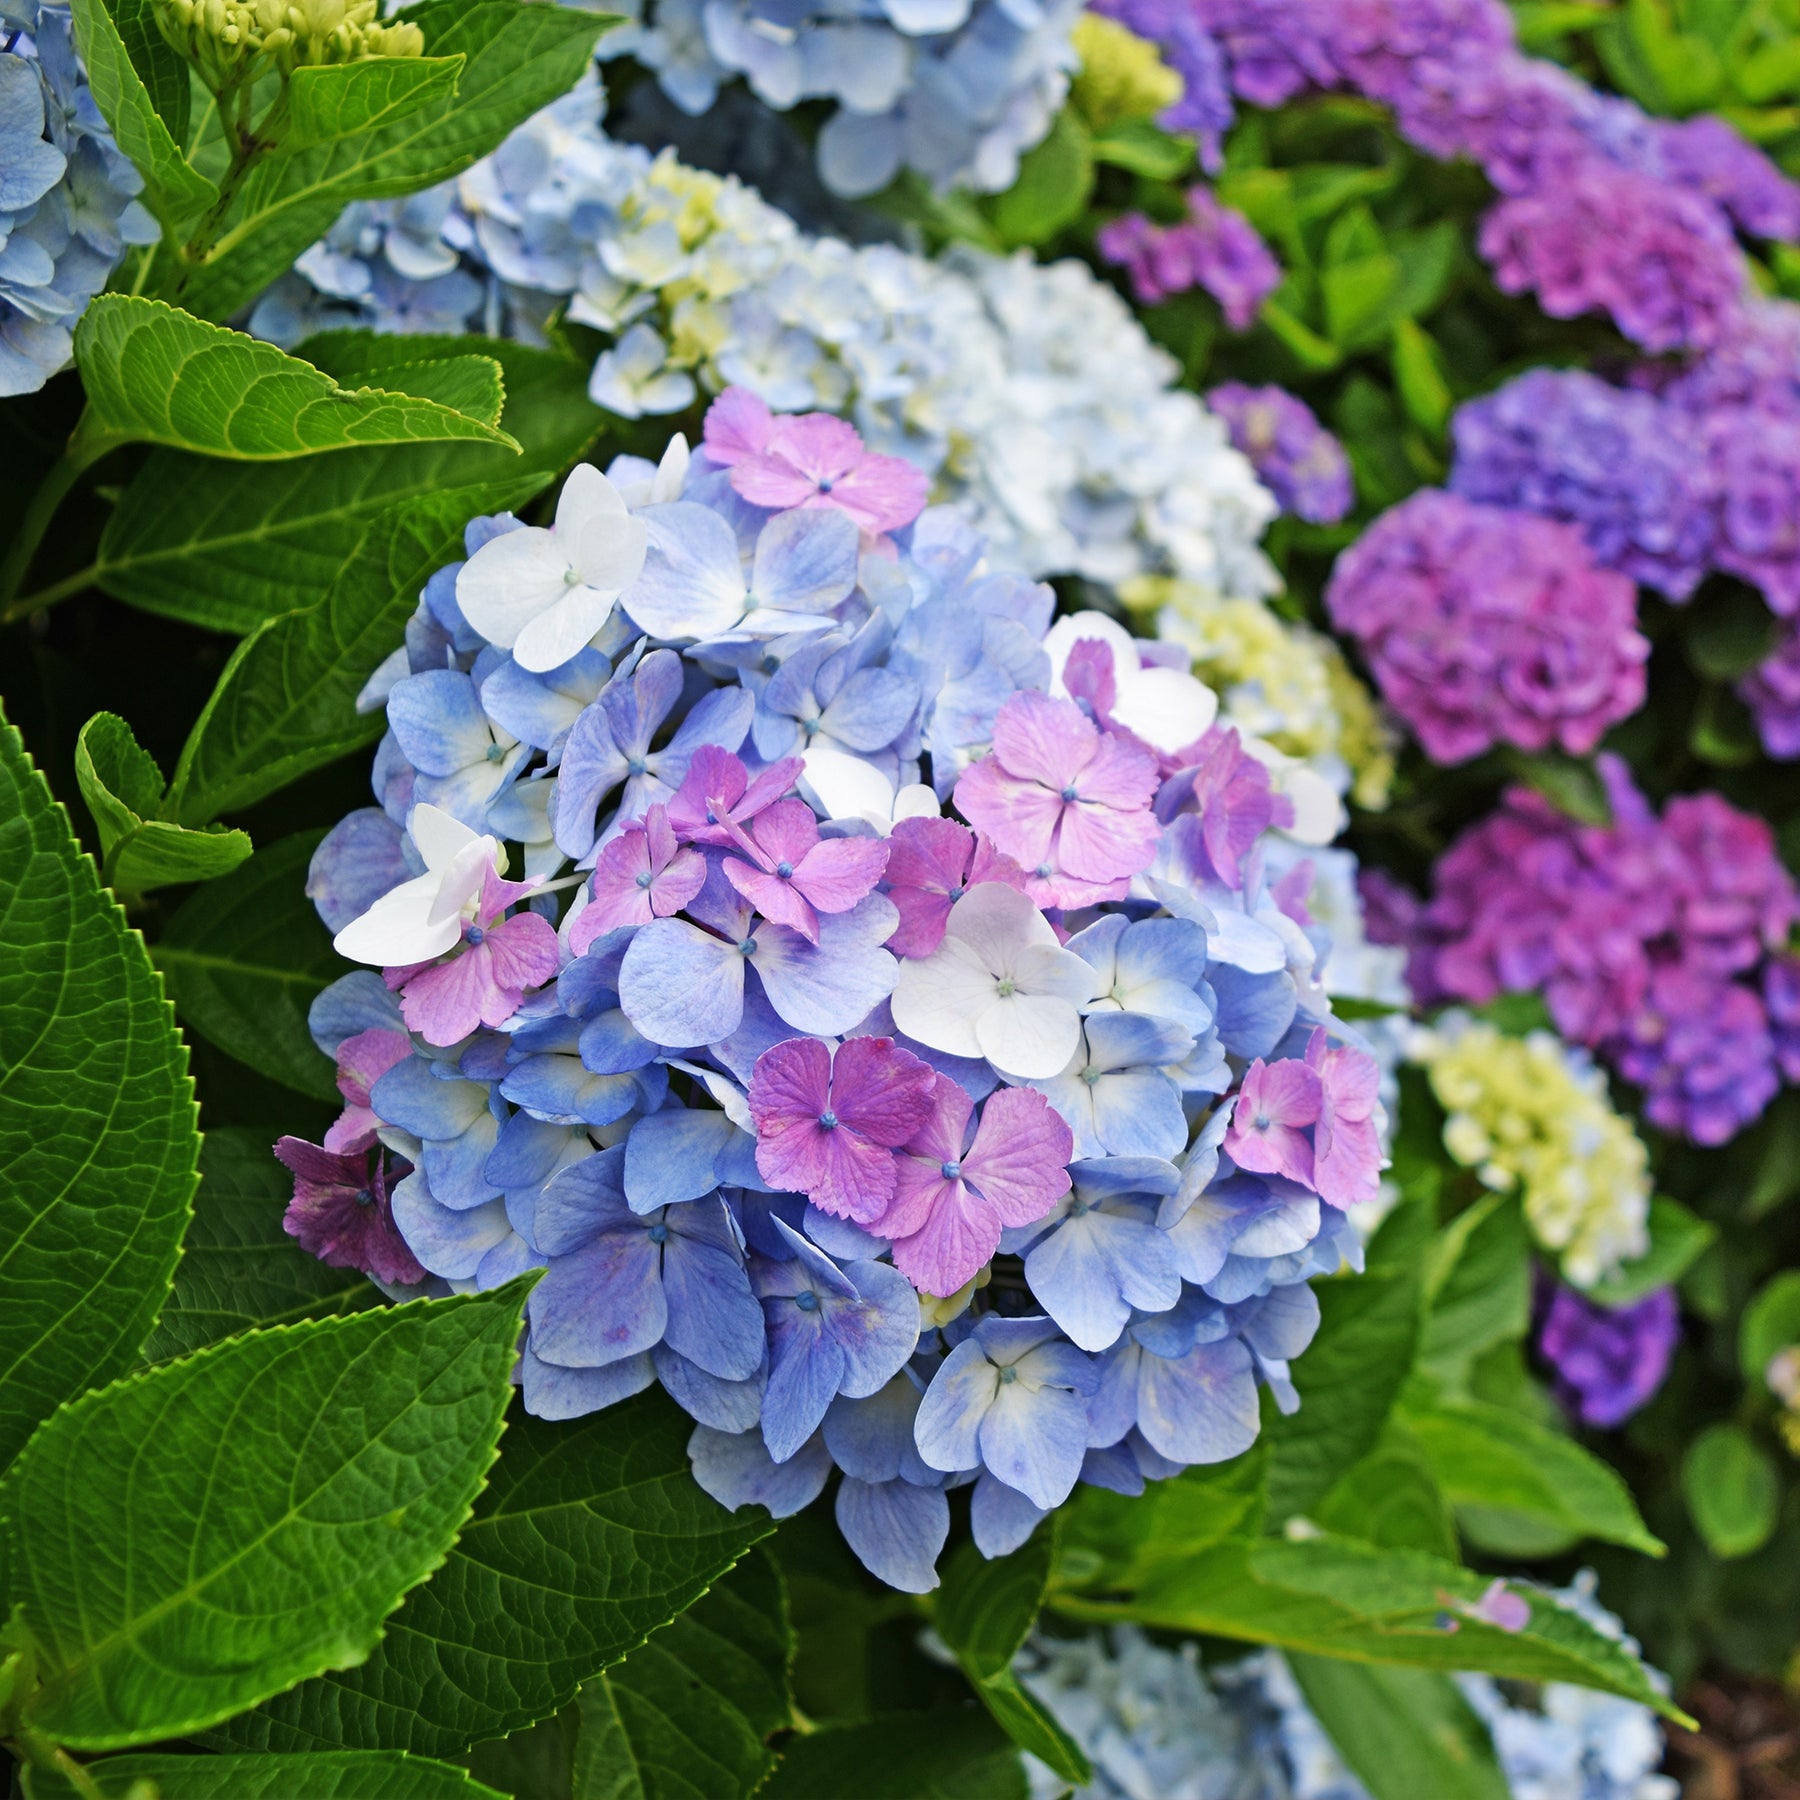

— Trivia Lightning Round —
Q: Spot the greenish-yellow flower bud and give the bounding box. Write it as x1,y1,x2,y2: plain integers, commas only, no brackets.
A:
1070,14,1183,132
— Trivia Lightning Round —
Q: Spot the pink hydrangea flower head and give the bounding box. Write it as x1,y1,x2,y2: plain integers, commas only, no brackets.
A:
394,864,560,1046
881,816,1028,958
573,802,706,952
275,1137,424,1286
721,797,891,946
728,410,930,536
874,1075,1074,1297
667,745,804,846
954,691,1161,910
1304,1028,1383,1207
749,1034,938,1223
324,1027,414,1154
1223,1055,1322,1188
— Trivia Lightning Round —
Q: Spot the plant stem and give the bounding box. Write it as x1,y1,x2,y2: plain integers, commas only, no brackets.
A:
5,1730,108,1800
0,426,105,616
1,562,101,626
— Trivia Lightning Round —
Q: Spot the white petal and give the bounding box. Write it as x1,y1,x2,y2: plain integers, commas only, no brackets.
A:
942,882,1057,973
1041,609,1139,693
976,992,1082,1080
652,432,690,504
407,802,481,873
513,585,617,674
559,462,650,593
1114,665,1219,754
800,744,894,825
1014,940,1106,1009
334,874,460,965
893,784,941,823
428,837,498,926
890,939,993,1059
456,527,570,649
1276,765,1345,845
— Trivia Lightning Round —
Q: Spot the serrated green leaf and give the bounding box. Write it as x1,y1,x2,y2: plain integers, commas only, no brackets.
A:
992,108,1093,247
97,339,597,634
1587,1197,1715,1309
937,1528,1091,1786
1313,1425,1458,1558
153,831,342,1100
1682,1424,1781,1559
759,1711,1026,1800
570,1548,793,1800
23,1750,507,1800
1418,1194,1531,1392
1287,1658,1510,1800
140,1127,377,1364
163,4,611,323
0,710,198,1472
1266,1269,1421,1524
108,0,190,142
72,297,519,463
1402,1396,1664,1556
74,711,253,899
163,491,482,825
213,1393,771,1755
297,335,507,429
0,1285,531,1750
286,55,467,151
69,0,217,233
1086,1533,1686,1720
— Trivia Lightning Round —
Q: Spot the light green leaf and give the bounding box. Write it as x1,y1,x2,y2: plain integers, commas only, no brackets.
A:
992,108,1093,247
1322,254,1403,348
140,1127,377,1365
163,491,483,825
214,1393,772,1755
69,0,217,233
1402,1397,1664,1557
1390,318,1453,436
936,1527,1091,1786
97,339,597,634
1312,1425,1458,1558
1088,118,1192,179
72,297,520,464
108,0,190,142
1587,1197,1715,1309
286,55,467,151
759,1712,1026,1800
569,1548,793,1800
1741,1270,1800,1385
1261,298,1342,370
296,334,508,429
1287,1658,1510,1800
1682,1424,1781,1560
1266,1269,1421,1523
153,831,342,1100
1503,749,1613,826
0,710,198,1472
74,711,253,899
1418,1194,1531,1392
23,1750,507,1799
164,3,612,323
0,1284,532,1750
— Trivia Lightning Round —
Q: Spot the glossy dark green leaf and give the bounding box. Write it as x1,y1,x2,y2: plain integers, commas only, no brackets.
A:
0,1285,531,1750
0,711,198,1471
759,1711,1026,1800
154,831,341,1100
22,1751,507,1799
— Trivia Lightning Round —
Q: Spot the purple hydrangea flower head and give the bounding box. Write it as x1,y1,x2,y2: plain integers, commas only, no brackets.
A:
1325,490,1649,764
1538,1280,1679,1428
1096,187,1281,327
275,1137,425,1288
1742,622,1800,759
1089,0,1236,166
1764,957,1800,1082
1205,383,1353,524
1705,407,1800,615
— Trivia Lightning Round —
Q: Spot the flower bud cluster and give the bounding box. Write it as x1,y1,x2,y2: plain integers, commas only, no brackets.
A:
154,0,421,91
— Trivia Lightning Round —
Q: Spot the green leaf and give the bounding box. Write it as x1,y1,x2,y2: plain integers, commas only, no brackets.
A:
992,108,1093,247
1503,749,1613,826
69,0,218,234
108,0,190,142
22,1751,507,1800
72,297,520,464
215,1393,771,1755
1323,253,1404,349
1095,1533,1687,1721
0,1284,532,1750
936,1528,1091,1785
1741,1270,1800,1385
1088,118,1193,179
140,1127,377,1364
163,491,484,825
1312,1425,1458,1559
98,339,597,634
1468,991,1556,1037
296,334,508,429
153,831,341,1100
1510,3,1612,50
1586,1197,1716,1309
1418,1194,1531,1392
1402,1397,1664,1557
759,1712,1026,1800
286,55,468,152
1737,37,1800,103
164,3,612,323
1390,318,1453,435
1266,1269,1421,1524
74,712,253,899
570,1548,793,1800
1684,584,1778,679
1261,298,1342,371
1683,1424,1782,1560
1287,1658,1510,1800
0,711,198,1472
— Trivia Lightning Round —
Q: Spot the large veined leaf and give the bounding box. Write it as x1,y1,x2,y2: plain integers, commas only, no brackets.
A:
140,1127,376,1364
0,1284,531,1750
162,492,486,826
286,56,468,151
1417,1194,1531,1391
569,1548,793,1800
154,832,342,1100
23,1751,507,1799
0,711,198,1471
216,1394,773,1754
1286,1658,1510,1800
935,1529,1090,1785
71,298,519,462
1312,1426,1458,1559
165,3,611,323
759,1712,1026,1800
97,339,602,634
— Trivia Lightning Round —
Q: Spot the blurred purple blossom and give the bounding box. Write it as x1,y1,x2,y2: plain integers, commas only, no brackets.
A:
1539,1280,1679,1429
1206,383,1353,524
